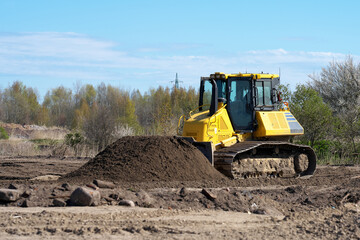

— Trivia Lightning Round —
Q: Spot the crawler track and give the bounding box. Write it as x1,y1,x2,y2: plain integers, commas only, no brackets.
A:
214,141,316,179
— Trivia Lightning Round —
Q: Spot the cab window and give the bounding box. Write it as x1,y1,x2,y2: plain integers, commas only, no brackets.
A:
256,80,272,106
256,81,264,106
216,79,226,99
202,80,212,110
264,81,272,105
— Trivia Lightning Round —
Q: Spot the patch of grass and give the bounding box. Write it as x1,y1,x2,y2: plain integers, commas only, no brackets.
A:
295,139,360,165
317,152,360,165
0,127,9,140
29,139,62,145
29,139,63,153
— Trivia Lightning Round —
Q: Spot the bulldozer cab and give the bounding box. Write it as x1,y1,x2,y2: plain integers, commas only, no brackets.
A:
199,73,280,133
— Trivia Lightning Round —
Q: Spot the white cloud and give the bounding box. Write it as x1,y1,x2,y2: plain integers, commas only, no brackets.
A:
244,49,348,64
248,48,288,55
0,32,120,60
0,32,358,93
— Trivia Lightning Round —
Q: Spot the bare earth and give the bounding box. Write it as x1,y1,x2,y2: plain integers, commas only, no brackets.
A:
0,156,359,239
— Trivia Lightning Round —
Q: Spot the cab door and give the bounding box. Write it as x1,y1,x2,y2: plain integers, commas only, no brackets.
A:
227,78,254,131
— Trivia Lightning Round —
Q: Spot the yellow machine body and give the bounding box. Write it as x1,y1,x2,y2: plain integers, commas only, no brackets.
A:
178,72,316,179
180,72,304,146
253,111,303,138
182,105,243,147
178,72,316,178
182,107,303,146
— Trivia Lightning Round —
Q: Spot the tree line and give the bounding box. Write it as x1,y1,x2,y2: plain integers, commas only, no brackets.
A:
0,57,359,162
0,82,198,151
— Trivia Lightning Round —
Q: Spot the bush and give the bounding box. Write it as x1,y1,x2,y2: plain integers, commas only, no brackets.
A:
65,132,84,156
295,138,360,165
0,127,9,140
311,139,359,165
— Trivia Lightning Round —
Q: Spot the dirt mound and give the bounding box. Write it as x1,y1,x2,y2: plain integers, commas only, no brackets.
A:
63,136,224,183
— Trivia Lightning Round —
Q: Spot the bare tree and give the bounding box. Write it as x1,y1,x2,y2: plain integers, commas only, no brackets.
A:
309,56,360,113
83,105,116,151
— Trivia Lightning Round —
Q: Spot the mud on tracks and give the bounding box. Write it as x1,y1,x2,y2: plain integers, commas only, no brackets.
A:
63,136,224,184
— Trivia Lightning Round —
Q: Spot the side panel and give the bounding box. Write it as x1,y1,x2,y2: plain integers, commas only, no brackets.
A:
253,111,304,138
182,107,235,145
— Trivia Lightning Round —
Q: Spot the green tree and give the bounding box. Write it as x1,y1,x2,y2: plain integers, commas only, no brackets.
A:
120,96,141,132
131,86,199,135
291,85,333,147
0,81,41,124
73,99,90,129
277,84,292,109
43,86,73,127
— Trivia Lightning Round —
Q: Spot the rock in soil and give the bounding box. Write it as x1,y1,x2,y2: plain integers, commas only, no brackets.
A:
201,188,217,201
52,198,67,207
93,179,116,189
136,190,155,207
0,189,20,202
21,190,31,198
86,183,99,190
21,199,35,208
8,183,18,190
179,187,188,197
70,187,101,206
119,200,135,207
61,183,72,191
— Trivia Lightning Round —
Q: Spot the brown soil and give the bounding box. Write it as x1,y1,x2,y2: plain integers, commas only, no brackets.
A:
0,141,360,239
63,136,224,183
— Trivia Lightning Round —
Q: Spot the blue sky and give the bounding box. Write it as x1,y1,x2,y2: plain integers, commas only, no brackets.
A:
0,0,359,100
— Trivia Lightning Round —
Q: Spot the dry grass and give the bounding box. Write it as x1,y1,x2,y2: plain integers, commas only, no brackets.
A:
1,122,68,140
0,139,98,157
0,139,38,156
28,129,68,140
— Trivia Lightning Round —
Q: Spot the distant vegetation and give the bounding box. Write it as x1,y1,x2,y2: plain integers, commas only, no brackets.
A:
0,81,198,152
0,57,359,163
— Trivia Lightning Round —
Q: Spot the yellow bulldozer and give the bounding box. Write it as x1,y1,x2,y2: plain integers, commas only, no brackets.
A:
178,72,316,179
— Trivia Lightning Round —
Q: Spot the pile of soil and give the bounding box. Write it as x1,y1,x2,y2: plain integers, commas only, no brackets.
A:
63,136,224,183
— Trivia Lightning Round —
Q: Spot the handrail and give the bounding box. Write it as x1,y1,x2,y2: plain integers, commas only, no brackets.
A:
177,115,185,135
177,104,210,135
189,104,211,117
178,103,227,138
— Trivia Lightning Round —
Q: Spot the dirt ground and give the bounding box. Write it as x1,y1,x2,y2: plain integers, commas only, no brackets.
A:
0,155,359,239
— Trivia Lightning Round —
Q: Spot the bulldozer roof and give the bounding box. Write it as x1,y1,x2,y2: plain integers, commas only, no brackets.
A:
206,72,279,80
